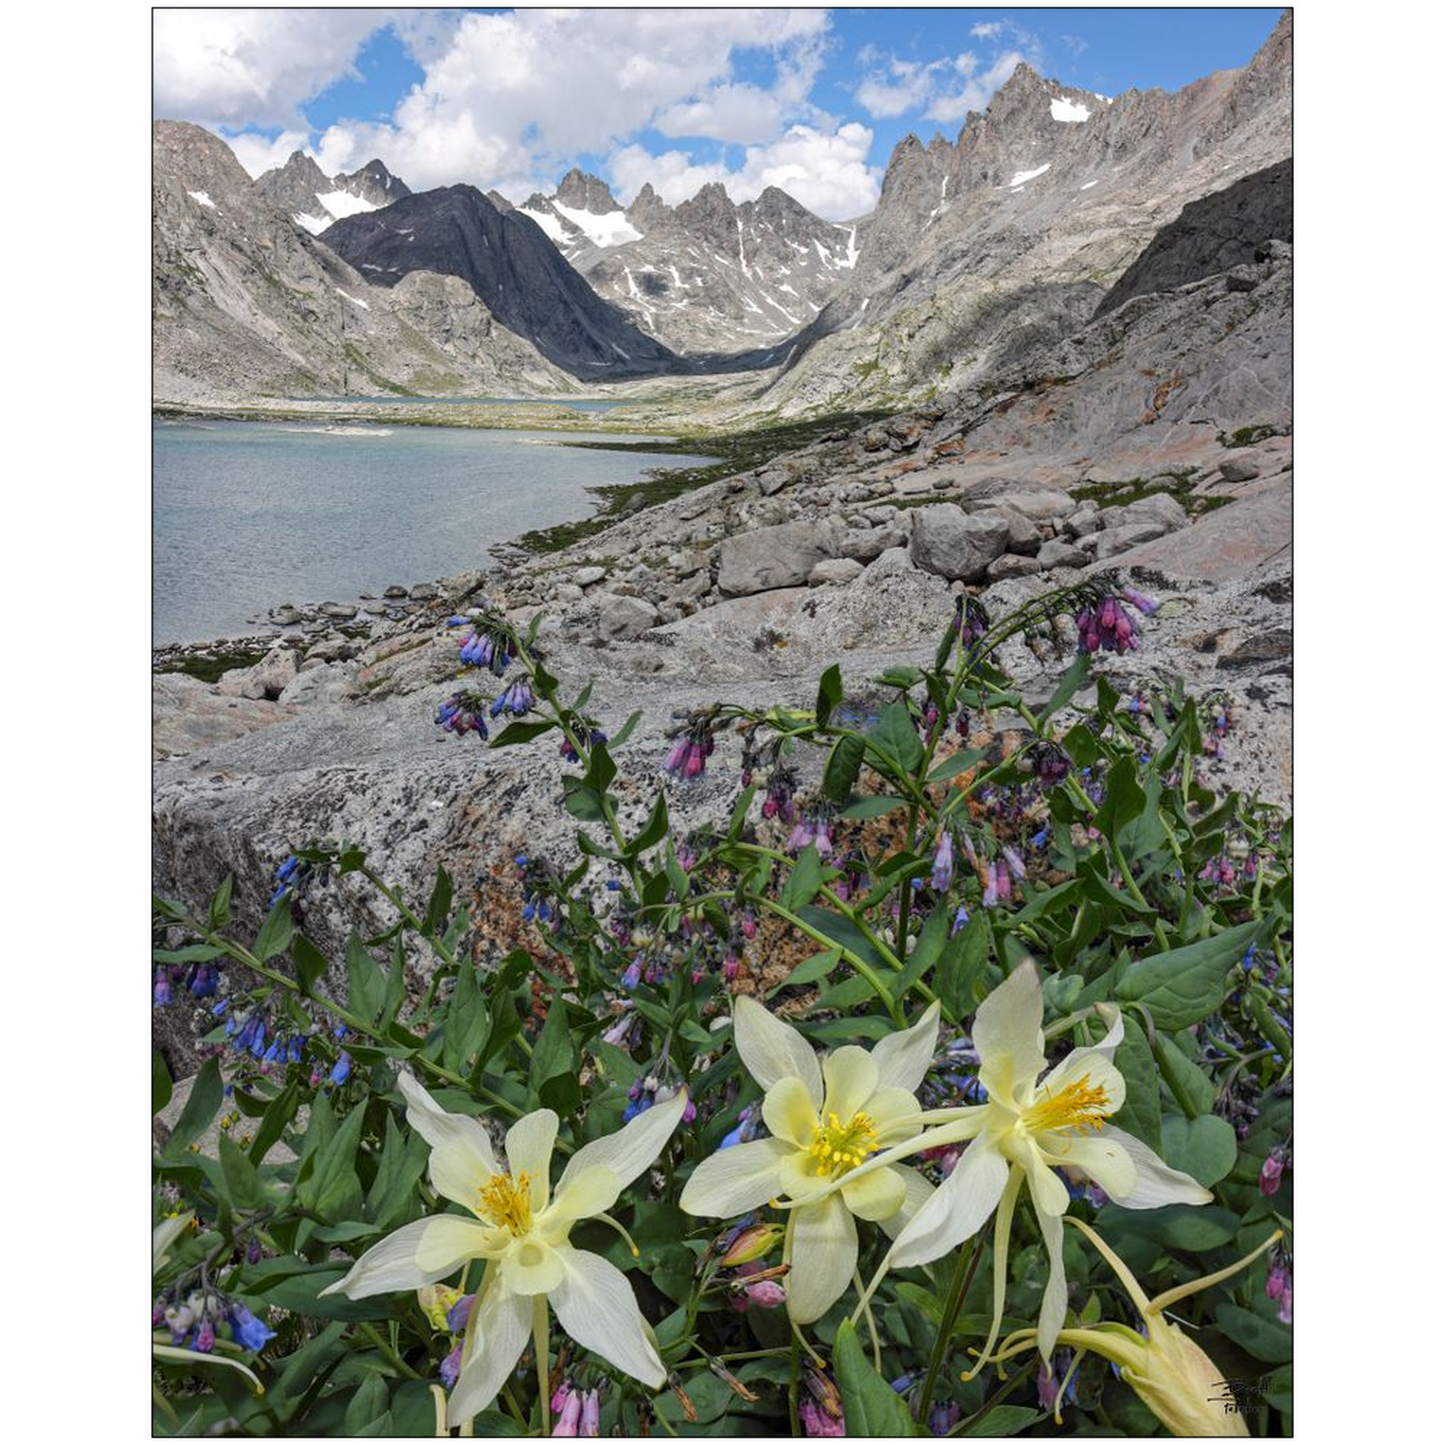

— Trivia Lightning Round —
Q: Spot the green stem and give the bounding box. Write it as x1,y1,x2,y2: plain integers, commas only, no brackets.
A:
533,1296,551,1437
915,1236,981,1425
359,1323,422,1380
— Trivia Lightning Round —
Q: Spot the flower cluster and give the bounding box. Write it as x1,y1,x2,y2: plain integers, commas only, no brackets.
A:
663,710,719,781
455,617,514,675
436,691,490,740
1075,588,1157,654
154,1284,276,1355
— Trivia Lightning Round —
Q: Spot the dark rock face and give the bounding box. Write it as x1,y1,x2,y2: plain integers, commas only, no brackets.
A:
1094,159,1292,317
321,184,679,377
554,167,621,214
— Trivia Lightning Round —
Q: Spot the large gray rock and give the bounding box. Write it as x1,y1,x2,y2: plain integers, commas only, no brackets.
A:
986,553,1043,581
808,558,865,587
1092,522,1169,560
1219,455,1264,483
909,504,1010,582
278,662,361,706
216,645,298,701
841,525,908,563
1037,538,1090,570
717,520,840,596
982,505,1044,556
595,593,660,641
1115,493,1188,533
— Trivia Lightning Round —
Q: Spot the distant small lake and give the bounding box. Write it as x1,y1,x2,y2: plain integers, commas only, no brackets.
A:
153,419,709,644
296,394,627,412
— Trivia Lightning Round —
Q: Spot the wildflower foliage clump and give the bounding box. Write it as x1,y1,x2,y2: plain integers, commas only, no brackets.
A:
153,573,1292,1437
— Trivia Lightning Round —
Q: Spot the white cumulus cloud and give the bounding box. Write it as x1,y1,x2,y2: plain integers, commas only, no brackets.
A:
153,8,392,128
610,122,879,221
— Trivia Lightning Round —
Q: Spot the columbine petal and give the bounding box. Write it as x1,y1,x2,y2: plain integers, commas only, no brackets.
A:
550,1246,667,1387
732,995,823,1106
397,1072,499,1194
869,1000,941,1094
762,1075,820,1149
862,1086,924,1141
1036,1131,1137,1201
1101,1127,1214,1208
879,1166,935,1241
542,1165,622,1236
680,1138,790,1217
504,1109,559,1211
887,1136,1009,1270
447,1283,530,1427
499,1237,568,1296
972,960,1047,1106
1019,1140,1072,1217
1036,1206,1069,1360
821,1046,879,1122
840,1163,908,1222
786,1194,858,1324
1037,1052,1127,1117
556,1089,687,1193
153,1213,193,1271
320,1216,494,1298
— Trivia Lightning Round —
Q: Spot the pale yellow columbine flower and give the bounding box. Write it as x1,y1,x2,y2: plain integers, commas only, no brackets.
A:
980,1218,1285,1438
321,1073,687,1428
831,961,1211,1367
679,995,940,1323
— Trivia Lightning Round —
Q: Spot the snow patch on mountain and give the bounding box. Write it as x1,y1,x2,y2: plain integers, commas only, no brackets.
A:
1008,164,1052,189
188,190,216,209
1050,97,1091,123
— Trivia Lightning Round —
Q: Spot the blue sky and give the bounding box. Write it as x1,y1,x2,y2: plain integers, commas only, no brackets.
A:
153,7,1285,220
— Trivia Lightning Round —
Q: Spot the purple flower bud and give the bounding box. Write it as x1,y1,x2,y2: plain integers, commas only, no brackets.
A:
554,1391,584,1436
440,1342,463,1388
580,1389,601,1437
931,832,954,891
195,1318,215,1353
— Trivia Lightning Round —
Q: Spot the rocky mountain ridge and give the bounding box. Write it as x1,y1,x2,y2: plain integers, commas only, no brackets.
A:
152,121,569,403
255,152,411,235
320,184,681,378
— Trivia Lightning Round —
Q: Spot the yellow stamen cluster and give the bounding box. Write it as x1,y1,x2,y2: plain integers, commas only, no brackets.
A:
808,1111,878,1178
1024,1075,1111,1136
478,1172,533,1235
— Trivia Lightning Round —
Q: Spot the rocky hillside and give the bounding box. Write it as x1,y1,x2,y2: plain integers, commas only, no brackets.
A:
1095,157,1292,316
154,223,1292,1052
152,121,569,403
320,184,681,378
760,11,1292,416
520,174,860,355
254,152,411,235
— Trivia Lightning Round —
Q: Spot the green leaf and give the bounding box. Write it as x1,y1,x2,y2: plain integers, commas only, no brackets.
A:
868,701,924,774
781,845,827,913
925,747,988,783
365,1112,430,1230
1214,1302,1293,1364
815,662,843,727
218,1132,265,1210
632,792,670,853
423,866,454,937
840,794,908,819
163,1058,223,1158
561,776,606,822
1092,754,1147,835
208,875,234,933
796,905,891,975
767,947,841,998
252,899,294,963
833,1318,915,1436
530,999,578,1112
1108,1015,1163,1152
937,912,989,1023
153,1050,173,1115
293,933,329,998
249,1081,300,1163
897,901,950,997
610,709,642,748
1160,1113,1238,1189
1107,1202,1241,1252
1155,1034,1217,1117
1115,920,1264,1029
298,1104,366,1219
822,734,866,805
346,936,388,1025
960,1406,1045,1437
344,1374,390,1435
490,719,556,747
1039,652,1091,725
